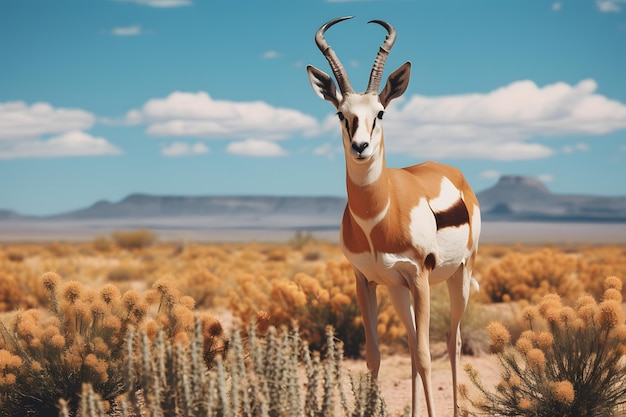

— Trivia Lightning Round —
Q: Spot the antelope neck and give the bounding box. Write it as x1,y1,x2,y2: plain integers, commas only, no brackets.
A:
346,154,390,221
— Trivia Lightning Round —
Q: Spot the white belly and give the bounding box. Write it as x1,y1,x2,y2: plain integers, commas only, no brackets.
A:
342,224,471,288
343,249,418,287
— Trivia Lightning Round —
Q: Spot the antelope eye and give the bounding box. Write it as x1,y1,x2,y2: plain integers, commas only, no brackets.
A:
377,111,384,120
337,112,345,121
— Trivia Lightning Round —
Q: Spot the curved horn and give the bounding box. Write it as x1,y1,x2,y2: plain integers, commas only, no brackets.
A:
366,19,397,94
315,16,355,95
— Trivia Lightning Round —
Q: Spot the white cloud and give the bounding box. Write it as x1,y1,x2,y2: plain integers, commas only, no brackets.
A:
552,2,562,11
313,142,342,160
0,131,122,159
0,101,120,159
0,101,94,139
537,174,555,183
562,142,590,153
114,0,192,7
368,79,626,160
112,25,142,36
261,50,280,59
596,0,625,12
226,139,288,157
313,142,337,156
480,170,501,179
127,91,319,140
161,141,209,156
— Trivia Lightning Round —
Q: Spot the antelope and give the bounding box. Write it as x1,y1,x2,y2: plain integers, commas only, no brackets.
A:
306,17,481,417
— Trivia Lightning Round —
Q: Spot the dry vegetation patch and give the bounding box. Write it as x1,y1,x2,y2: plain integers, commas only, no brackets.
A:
0,235,625,416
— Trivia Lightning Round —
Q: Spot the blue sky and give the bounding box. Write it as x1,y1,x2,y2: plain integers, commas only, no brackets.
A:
1,0,625,216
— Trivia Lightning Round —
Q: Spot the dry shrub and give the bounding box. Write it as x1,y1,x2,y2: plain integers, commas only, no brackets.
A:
111,228,157,250
265,247,289,262
0,271,39,312
289,230,315,250
576,246,626,299
91,236,112,252
179,268,221,308
226,258,367,357
480,248,583,303
106,263,143,282
0,254,48,312
462,276,626,417
46,241,75,257
302,246,322,261
0,272,225,417
5,251,24,262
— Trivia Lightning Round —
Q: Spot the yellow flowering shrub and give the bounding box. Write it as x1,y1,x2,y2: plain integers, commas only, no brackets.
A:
480,248,583,303
0,273,225,417
1,238,625,360
462,276,626,417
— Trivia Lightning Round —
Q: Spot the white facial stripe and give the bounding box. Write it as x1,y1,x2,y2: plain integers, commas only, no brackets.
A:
429,177,461,213
340,94,386,186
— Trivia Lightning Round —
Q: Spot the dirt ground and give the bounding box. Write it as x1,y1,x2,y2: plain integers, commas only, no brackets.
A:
344,347,500,417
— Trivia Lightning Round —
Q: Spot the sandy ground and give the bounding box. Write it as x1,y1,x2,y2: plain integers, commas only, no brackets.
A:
344,349,500,417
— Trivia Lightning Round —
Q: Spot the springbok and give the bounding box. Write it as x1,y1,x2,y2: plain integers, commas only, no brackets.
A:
306,17,481,417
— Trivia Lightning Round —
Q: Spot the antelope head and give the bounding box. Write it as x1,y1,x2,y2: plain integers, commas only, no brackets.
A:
307,16,411,163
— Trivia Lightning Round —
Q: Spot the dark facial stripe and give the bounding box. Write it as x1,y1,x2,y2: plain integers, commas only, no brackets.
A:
434,199,470,230
351,116,359,139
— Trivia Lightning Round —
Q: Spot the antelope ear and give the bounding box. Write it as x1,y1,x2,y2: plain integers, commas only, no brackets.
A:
379,62,411,108
307,65,342,109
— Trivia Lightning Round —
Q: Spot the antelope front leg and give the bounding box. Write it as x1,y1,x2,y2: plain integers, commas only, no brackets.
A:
411,275,436,417
388,286,421,416
354,270,380,377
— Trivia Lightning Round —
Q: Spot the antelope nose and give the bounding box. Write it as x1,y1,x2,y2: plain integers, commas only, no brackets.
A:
352,142,369,154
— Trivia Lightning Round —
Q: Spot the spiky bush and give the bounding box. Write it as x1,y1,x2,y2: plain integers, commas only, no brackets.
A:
54,325,397,417
0,272,226,417
462,276,626,417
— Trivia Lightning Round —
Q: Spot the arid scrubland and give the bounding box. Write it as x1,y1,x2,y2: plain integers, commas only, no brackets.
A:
1,230,625,416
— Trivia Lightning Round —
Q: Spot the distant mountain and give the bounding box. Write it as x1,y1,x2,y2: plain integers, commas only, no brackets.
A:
0,209,22,220
2,177,626,227
477,176,626,222
51,194,347,220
